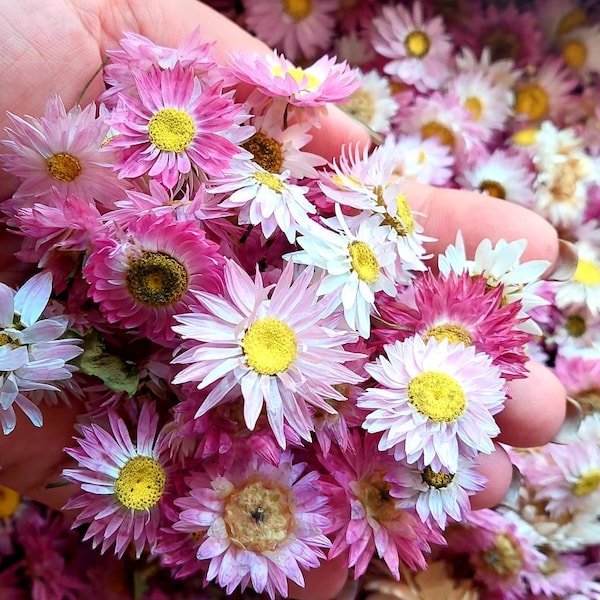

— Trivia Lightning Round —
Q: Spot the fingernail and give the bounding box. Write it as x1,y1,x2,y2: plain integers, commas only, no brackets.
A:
499,465,522,508
552,396,583,444
547,239,578,282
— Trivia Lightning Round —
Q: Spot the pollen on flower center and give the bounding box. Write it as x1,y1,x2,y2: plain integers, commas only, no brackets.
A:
0,485,20,519
348,241,380,283
243,317,297,375
126,251,189,307
421,121,455,148
482,534,523,576
573,469,600,496
479,179,507,199
114,455,166,511
253,171,286,192
223,480,293,553
515,84,549,121
283,0,312,21
391,193,416,236
407,370,467,422
0,333,11,346
557,9,587,35
343,88,376,126
404,30,431,58
148,108,195,153
550,158,585,203
422,465,454,489
562,40,587,69
423,324,472,346
565,314,586,337
464,97,483,121
358,476,397,522
243,132,283,173
573,258,600,286
46,152,82,182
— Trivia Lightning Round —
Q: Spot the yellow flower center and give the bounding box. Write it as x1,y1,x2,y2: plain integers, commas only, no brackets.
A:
126,251,188,307
349,241,380,283
479,180,507,199
271,65,321,91
557,9,587,35
562,39,587,69
283,0,312,21
243,132,283,173
573,469,600,496
0,333,11,346
253,171,285,192
407,370,467,423
46,152,82,182
404,30,431,58
423,324,472,346
357,475,397,522
421,121,455,148
512,128,539,146
0,485,20,519
514,84,549,121
573,258,600,286
482,534,523,577
148,108,195,153
342,88,376,127
422,465,454,489
224,479,293,552
114,455,166,511
565,314,586,337
391,193,416,236
464,97,483,121
243,317,297,375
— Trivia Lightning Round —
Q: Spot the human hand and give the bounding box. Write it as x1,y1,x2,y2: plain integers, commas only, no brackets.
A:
0,1,575,599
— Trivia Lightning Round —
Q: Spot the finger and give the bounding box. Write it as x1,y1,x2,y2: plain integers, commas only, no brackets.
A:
495,360,567,448
288,552,350,600
114,0,371,161
470,444,513,510
402,181,560,268
0,401,80,511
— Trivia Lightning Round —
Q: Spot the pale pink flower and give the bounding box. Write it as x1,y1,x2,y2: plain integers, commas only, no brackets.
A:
359,335,506,472
106,64,251,189
243,0,338,61
63,402,171,558
173,450,331,599
171,260,362,447
0,95,125,206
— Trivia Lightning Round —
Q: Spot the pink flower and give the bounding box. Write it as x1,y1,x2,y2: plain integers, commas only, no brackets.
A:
0,95,125,206
83,212,225,345
173,450,331,599
63,402,172,558
106,64,251,188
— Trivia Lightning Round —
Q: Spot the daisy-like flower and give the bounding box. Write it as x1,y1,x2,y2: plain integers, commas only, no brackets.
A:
390,456,487,531
438,232,550,335
106,64,251,189
358,335,506,472
553,351,600,406
0,95,125,206
338,70,398,134
319,431,444,579
559,24,600,78
528,121,597,231
371,1,453,93
172,450,331,599
447,70,514,141
101,27,219,108
457,148,536,206
377,269,531,381
513,58,579,124
227,51,361,124
535,0,588,47
83,212,225,345
209,161,314,243
243,0,338,61
171,260,362,447
455,46,522,91
62,402,170,558
288,208,398,337
0,271,82,434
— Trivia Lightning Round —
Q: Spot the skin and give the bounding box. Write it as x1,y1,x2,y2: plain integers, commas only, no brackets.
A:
0,1,567,598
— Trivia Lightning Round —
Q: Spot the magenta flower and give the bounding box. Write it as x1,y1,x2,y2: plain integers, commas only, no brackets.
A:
107,64,251,188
